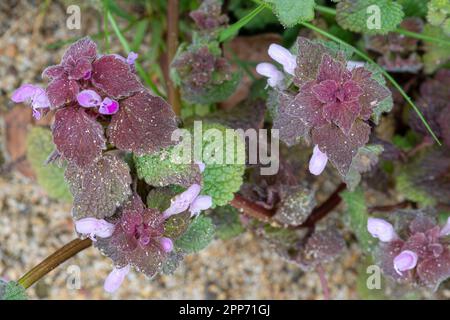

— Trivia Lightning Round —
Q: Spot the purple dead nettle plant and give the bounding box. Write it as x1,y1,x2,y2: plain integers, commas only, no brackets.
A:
11,37,213,293
368,210,450,290
257,38,388,179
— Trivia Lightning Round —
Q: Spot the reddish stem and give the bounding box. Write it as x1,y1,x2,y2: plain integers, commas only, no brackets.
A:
230,194,274,222
316,264,330,300
166,0,181,116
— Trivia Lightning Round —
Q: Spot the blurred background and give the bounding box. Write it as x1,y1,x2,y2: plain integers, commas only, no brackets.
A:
0,0,449,299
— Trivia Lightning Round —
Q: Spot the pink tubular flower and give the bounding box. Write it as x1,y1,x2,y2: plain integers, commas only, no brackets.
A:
11,84,50,120
367,218,398,242
268,44,297,75
126,52,138,65
309,145,328,175
99,97,120,115
163,184,212,218
393,250,418,276
76,89,102,108
256,63,284,88
104,265,130,293
190,195,213,216
75,217,115,241
159,237,174,253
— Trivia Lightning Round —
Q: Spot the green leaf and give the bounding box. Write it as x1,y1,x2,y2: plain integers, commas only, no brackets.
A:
396,166,437,207
26,127,72,202
195,123,246,208
134,146,202,188
264,0,315,27
398,0,428,17
164,212,191,239
0,281,27,300
427,0,450,36
131,20,149,51
336,0,404,35
422,24,450,74
341,187,376,255
147,187,177,212
175,215,215,253
209,205,245,240
219,3,267,42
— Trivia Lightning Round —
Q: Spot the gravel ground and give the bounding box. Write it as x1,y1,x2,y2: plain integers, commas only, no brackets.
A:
1,1,449,300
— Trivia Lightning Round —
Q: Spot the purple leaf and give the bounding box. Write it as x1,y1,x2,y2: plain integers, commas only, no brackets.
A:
66,153,132,219
61,37,97,67
52,106,106,168
311,121,371,176
46,75,79,109
91,55,142,99
108,90,177,155
42,65,66,80
417,249,450,289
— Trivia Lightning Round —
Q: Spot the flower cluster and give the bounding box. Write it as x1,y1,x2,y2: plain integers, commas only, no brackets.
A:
368,210,450,290
12,37,178,169
75,182,212,293
257,37,390,178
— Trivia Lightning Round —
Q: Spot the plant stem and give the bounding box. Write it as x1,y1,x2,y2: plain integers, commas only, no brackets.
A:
299,21,442,146
17,238,92,289
368,200,412,213
300,183,346,228
166,0,181,116
230,194,274,222
230,183,347,227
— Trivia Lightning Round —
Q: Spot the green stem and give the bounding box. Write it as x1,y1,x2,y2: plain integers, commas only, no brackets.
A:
218,3,266,42
107,11,165,97
102,0,110,53
314,4,337,16
300,21,441,146
17,238,92,289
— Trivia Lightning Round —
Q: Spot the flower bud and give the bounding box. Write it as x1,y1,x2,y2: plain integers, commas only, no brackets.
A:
163,184,202,218
99,97,119,115
367,218,397,242
75,217,115,240
309,145,328,176
189,195,213,216
393,250,418,276
77,89,102,108
159,237,174,253
256,63,284,88
104,265,130,293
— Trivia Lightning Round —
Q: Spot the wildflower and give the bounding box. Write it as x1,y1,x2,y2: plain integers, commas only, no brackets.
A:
367,217,398,242
368,210,450,289
163,184,213,218
308,145,328,176
11,84,50,120
267,44,297,75
256,63,284,88
75,217,115,241
104,265,130,293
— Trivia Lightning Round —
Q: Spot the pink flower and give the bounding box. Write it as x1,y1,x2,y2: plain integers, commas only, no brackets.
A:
268,44,297,75
11,84,50,120
77,89,102,108
126,52,138,65
309,145,328,175
367,218,398,242
190,195,213,216
256,63,284,88
393,250,418,276
75,217,115,241
195,161,206,173
163,184,212,218
159,237,174,253
104,265,130,293
99,97,119,115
